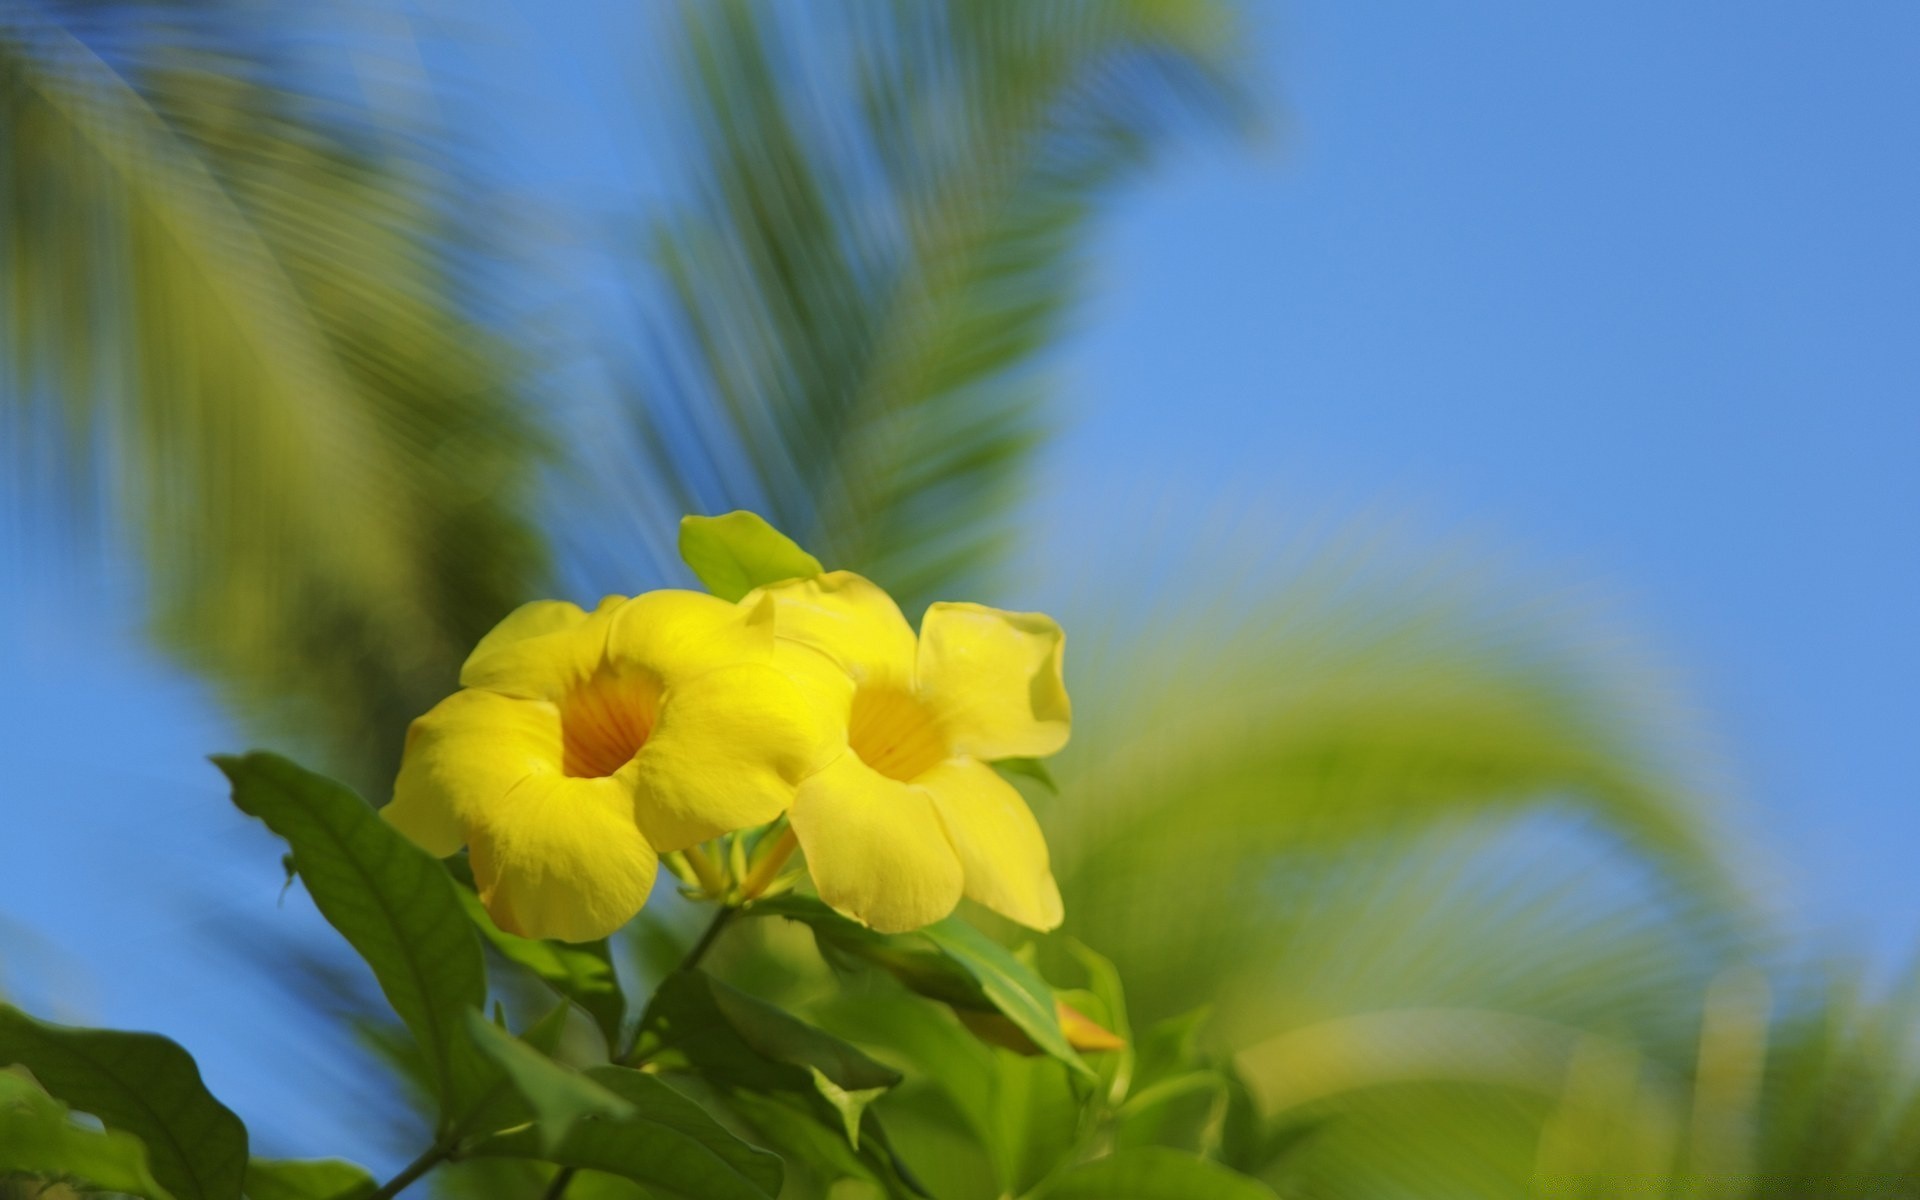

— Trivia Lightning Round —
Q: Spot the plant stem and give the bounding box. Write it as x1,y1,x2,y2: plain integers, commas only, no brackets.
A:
678,903,738,977
538,1165,578,1200
366,1141,454,1200
543,905,740,1200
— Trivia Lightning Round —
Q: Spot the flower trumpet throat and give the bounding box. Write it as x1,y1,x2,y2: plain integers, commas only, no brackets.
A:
381,590,832,942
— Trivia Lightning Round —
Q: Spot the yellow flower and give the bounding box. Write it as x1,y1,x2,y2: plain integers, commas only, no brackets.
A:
750,571,1070,933
382,591,831,942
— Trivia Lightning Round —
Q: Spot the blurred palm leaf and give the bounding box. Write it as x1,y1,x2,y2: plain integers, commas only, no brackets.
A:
1,2,547,791
569,0,1247,611
1029,524,1762,1196
1045,524,1750,1019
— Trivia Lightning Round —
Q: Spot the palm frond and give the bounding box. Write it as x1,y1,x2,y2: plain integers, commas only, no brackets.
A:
1042,519,1751,1023
1,2,547,791
567,0,1249,610
1017,519,1756,1195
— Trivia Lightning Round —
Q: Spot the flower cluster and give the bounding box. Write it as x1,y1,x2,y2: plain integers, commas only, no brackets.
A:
382,515,1069,942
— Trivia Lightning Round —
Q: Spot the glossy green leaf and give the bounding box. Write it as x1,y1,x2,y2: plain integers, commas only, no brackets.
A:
242,1158,377,1200
0,1006,246,1200
724,1087,928,1200
922,919,1087,1076
753,896,1087,1073
470,1065,782,1200
217,752,487,1119
0,1067,172,1198
642,970,901,1147
1029,1147,1279,1200
458,888,625,1049
652,975,898,1098
752,896,980,1007
679,511,823,601
460,1010,633,1152
805,985,1005,1187
808,1065,892,1149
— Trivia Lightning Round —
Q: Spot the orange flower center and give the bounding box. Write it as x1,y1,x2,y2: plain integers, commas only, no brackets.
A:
559,669,662,777
848,686,947,782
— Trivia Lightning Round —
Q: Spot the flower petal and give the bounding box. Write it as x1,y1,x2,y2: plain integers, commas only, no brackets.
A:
385,688,563,856
748,571,917,691
604,589,774,682
915,602,1070,760
468,771,659,942
460,597,618,701
632,662,835,851
920,759,1063,931
789,753,963,932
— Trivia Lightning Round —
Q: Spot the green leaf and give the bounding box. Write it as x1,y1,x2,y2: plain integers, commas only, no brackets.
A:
470,1065,782,1200
1132,1009,1214,1092
626,5,1244,613
0,1006,247,1200
752,896,980,1007
808,1066,892,1149
652,975,906,1098
460,1010,633,1152
1114,1070,1230,1155
993,758,1058,793
2,16,551,798
459,888,625,1050
984,1050,1083,1198
921,919,1087,1077
642,970,901,1145
679,511,823,601
242,1158,377,1200
723,1088,927,1200
753,896,1087,1074
0,1067,173,1198
215,751,487,1118
1029,1147,1279,1200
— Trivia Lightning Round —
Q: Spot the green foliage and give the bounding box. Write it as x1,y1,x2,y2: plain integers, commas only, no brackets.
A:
642,970,902,1151
460,889,627,1051
648,971,902,1099
461,1010,635,1154
595,0,1244,612
215,751,487,1121
679,511,824,600
0,4,548,794
753,896,1085,1074
470,1066,785,1200
1030,1147,1280,1200
0,1067,173,1198
794,936,1273,1200
0,1007,246,1200
242,1159,377,1200
921,920,1089,1077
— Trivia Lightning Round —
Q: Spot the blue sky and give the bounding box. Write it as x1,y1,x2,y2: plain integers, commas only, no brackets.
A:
3,0,1917,1167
